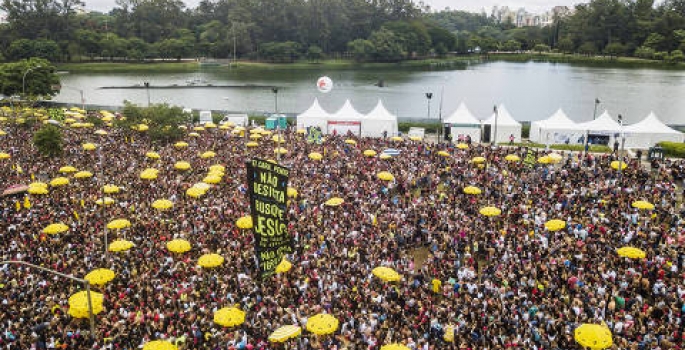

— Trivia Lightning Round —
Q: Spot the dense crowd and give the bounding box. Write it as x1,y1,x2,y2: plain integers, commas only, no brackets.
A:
1,112,685,350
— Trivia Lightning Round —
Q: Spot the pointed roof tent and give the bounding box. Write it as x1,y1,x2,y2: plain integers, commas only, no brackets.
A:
365,100,397,121
297,98,330,119
443,102,480,125
624,112,682,135
540,108,577,129
329,99,364,121
483,104,521,126
576,110,620,132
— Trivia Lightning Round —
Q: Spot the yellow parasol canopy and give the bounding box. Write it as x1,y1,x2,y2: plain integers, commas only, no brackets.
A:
95,197,115,206
390,136,403,141
272,135,285,143
209,164,225,172
463,186,482,195
186,187,206,198
236,216,253,229
377,171,394,181
166,239,191,253
140,168,159,180
204,122,217,128
28,186,49,195
363,149,377,157
107,218,131,230
84,268,116,286
380,154,392,160
74,170,93,179
545,219,566,232
456,143,469,149
193,126,205,131
174,161,191,171
108,240,134,252
616,246,646,259
68,291,104,318
198,253,224,268
344,139,357,145
325,197,345,206
631,200,654,210
479,206,502,217
200,150,216,159
142,340,177,350
103,184,120,194
274,147,288,155
0,152,10,159
136,124,149,131
43,223,69,234
94,129,108,135
380,344,411,350
50,177,70,187
30,182,48,188
214,307,246,327
372,266,401,282
538,156,552,164
146,151,160,159
82,143,97,151
574,324,613,350
203,175,222,184
308,152,323,161
409,136,422,141
268,325,302,343
306,313,339,335
471,156,486,163
505,154,520,161
437,150,450,157
246,141,259,147
59,166,78,173
610,160,627,170
275,259,292,274
174,141,188,149
152,199,173,210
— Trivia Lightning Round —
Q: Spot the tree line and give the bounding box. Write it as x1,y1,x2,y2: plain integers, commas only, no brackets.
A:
1,0,685,63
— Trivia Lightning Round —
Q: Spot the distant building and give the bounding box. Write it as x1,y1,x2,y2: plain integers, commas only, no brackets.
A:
490,5,571,28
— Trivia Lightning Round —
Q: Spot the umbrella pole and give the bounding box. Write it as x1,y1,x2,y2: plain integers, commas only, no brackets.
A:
86,282,96,338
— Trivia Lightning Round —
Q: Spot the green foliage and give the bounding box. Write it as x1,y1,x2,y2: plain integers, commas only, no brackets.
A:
398,121,439,133
369,28,406,62
578,42,598,56
348,39,375,62
521,124,530,138
533,44,551,53
6,39,61,62
0,58,60,99
500,40,522,52
306,45,324,62
118,102,186,143
259,42,302,63
657,141,685,158
667,49,685,63
550,144,612,153
634,46,655,59
33,125,63,157
604,42,626,58
557,38,575,53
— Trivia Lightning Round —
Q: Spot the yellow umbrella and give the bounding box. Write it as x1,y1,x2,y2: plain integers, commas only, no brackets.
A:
538,156,552,164
203,175,222,184
274,147,288,155
174,161,191,171
409,136,422,141
363,149,377,157
209,164,225,172
82,143,97,151
146,151,160,159
471,156,486,163
390,136,403,141
236,216,253,229
616,246,646,259
306,313,339,335
142,340,177,350
548,153,563,162
296,129,306,134
463,186,482,195
74,171,93,179
193,183,211,192
610,161,627,170
377,171,394,181
198,253,224,268
152,199,173,210
344,139,357,145
136,124,149,131
59,166,78,173
214,307,246,327
287,187,298,198
219,123,232,130
249,133,262,140
456,143,469,149
545,219,566,232
246,141,259,147
174,141,189,148
268,325,302,343
380,344,411,350
479,206,501,217
103,184,120,194
193,126,205,131
108,240,134,252
68,291,104,318
94,129,108,135
28,186,49,195
166,239,191,253
0,152,10,159
50,177,70,187
188,132,200,138
380,154,392,160
437,150,450,157
632,200,654,210
207,169,224,177
308,152,323,161
275,259,292,273
186,187,205,198
84,268,116,286
95,197,115,206
140,169,159,180
43,223,69,234
372,266,401,282
324,197,345,206
30,182,48,188
272,135,285,143
205,122,217,128
107,218,131,230
505,154,520,161
574,324,613,350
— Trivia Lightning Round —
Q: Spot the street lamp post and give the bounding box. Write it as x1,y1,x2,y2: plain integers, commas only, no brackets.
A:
617,114,626,185
592,98,601,120
492,105,499,146
425,93,433,140
144,82,151,107
22,65,42,98
272,87,279,113
0,260,96,337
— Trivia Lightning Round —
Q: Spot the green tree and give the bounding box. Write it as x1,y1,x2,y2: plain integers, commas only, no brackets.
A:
643,32,667,50
0,58,60,99
500,39,521,52
578,42,598,56
604,42,625,57
118,102,186,143
668,49,685,62
368,28,406,61
634,46,655,58
33,125,63,157
557,38,575,53
306,45,324,62
533,44,551,53
347,39,375,62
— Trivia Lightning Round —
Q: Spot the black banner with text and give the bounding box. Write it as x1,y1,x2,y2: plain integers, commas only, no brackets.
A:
246,158,292,277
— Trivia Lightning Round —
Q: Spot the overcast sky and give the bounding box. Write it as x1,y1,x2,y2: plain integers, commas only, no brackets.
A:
83,0,587,14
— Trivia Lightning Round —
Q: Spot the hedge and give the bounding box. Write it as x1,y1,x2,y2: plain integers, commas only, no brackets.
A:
657,141,685,158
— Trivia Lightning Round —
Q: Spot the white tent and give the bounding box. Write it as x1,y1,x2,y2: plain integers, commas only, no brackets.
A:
482,104,522,143
296,98,330,131
327,99,364,136
623,112,684,149
443,102,481,143
574,110,621,146
530,108,580,144
361,100,398,137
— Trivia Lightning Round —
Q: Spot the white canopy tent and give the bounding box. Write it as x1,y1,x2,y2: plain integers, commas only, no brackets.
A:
327,99,364,136
361,100,398,137
574,110,621,146
530,108,580,144
623,112,684,149
296,98,330,131
443,102,481,143
482,104,522,143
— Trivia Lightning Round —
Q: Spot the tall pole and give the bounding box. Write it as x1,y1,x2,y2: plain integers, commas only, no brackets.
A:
592,98,600,120
144,82,150,107
80,89,85,111
438,86,444,143
425,92,432,140
272,87,279,113
273,87,280,162
617,114,625,186
493,105,499,146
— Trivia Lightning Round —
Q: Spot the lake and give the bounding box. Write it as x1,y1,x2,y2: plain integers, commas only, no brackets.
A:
53,61,685,125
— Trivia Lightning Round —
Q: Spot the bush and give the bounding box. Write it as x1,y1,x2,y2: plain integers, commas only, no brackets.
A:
657,141,685,158
521,124,530,138
550,144,611,153
33,125,63,157
398,121,440,133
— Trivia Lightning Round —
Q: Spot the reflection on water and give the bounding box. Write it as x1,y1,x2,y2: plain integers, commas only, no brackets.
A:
54,61,685,124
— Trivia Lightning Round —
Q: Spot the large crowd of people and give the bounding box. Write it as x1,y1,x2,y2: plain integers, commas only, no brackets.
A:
1,110,685,350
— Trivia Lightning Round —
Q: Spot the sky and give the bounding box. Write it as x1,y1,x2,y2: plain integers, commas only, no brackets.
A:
82,0,587,15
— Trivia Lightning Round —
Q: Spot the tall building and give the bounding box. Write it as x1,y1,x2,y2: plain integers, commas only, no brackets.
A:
490,5,572,28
